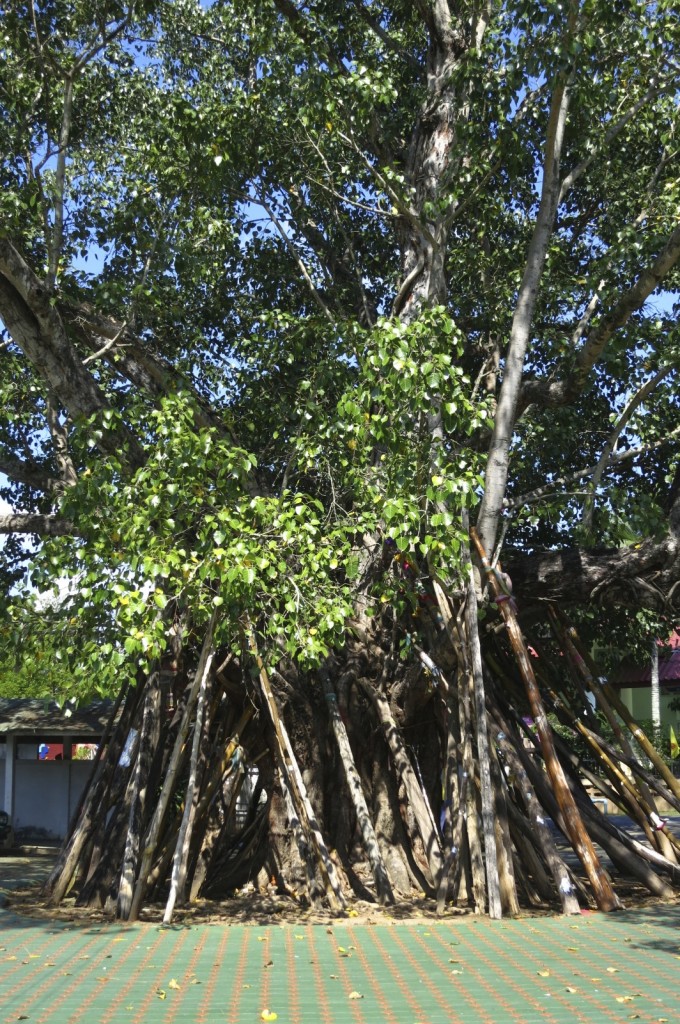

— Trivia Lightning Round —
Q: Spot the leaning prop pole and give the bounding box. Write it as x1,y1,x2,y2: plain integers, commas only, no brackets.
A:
244,617,346,913
464,566,503,919
469,528,621,913
319,664,395,906
127,612,218,922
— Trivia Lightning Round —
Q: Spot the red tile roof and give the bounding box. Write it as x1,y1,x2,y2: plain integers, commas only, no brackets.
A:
610,633,680,687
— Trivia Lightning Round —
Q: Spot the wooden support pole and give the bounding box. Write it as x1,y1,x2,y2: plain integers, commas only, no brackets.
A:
163,656,213,925
553,610,680,804
117,674,160,919
489,714,581,914
470,528,620,913
319,666,394,905
465,570,503,919
244,619,346,912
549,607,678,863
361,681,445,888
454,641,486,912
128,613,218,922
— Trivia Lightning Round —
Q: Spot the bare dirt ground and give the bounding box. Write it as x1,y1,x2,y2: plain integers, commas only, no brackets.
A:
4,817,680,929
5,875,679,929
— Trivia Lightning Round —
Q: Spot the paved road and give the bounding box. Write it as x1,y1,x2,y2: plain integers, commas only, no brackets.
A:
1,852,680,1023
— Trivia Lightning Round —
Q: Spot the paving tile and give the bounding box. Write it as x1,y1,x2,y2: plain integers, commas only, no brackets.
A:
1,857,679,1023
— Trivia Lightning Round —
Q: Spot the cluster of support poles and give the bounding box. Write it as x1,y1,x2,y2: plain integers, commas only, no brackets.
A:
40,537,680,923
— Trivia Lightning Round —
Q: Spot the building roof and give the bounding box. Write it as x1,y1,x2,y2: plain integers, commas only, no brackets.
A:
0,698,114,736
610,632,680,688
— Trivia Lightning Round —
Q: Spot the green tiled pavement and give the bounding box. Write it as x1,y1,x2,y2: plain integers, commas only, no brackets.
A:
2,860,679,1023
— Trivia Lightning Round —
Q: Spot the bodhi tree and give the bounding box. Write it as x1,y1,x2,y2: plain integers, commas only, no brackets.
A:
1,0,679,919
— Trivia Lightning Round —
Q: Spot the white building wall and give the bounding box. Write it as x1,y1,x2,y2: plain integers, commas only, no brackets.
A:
11,760,93,840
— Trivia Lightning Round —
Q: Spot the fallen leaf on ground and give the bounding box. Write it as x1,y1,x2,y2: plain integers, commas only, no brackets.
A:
565,987,577,993
566,947,579,952
537,971,550,977
347,910,358,917
348,991,363,1000
606,967,619,973
261,1010,278,1021
156,989,166,1000
168,978,180,990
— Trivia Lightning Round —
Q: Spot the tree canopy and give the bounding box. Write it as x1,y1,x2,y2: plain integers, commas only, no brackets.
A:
1,0,679,919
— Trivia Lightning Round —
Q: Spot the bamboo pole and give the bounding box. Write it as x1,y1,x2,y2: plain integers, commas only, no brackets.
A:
549,608,679,862
470,527,620,912
576,728,680,814
512,708,675,900
319,665,394,905
279,772,324,906
436,625,464,913
488,734,520,915
244,620,346,912
117,675,160,918
489,714,581,914
505,799,555,903
127,613,218,922
455,641,486,912
548,687,663,851
553,611,680,803
360,680,445,888
45,681,137,903
163,655,213,924
465,570,502,918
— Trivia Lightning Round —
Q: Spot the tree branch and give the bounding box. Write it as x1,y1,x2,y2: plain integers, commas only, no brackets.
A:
256,192,336,323
47,77,73,290
0,513,77,537
476,6,578,555
349,0,421,71
504,426,680,511
519,223,680,411
575,224,680,385
582,363,677,532
558,77,673,204
0,239,144,465
45,393,78,488
0,453,59,493
506,534,680,614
